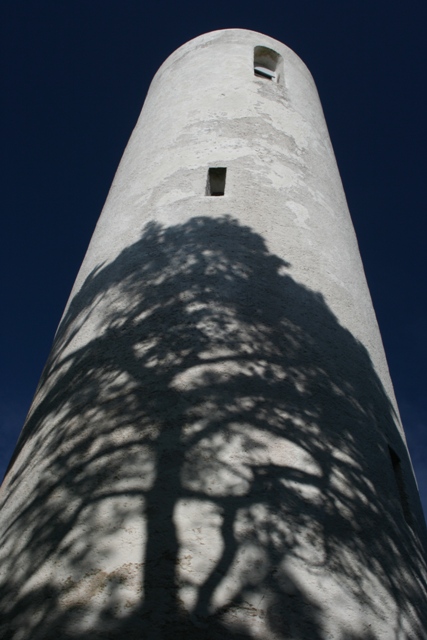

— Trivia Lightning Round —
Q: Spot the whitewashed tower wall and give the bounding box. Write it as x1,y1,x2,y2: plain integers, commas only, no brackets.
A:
1,29,426,640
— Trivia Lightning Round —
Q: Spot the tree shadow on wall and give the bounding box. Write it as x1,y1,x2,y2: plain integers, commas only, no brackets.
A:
0,215,426,640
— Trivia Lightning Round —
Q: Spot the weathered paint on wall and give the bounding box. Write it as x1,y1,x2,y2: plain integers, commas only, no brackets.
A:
1,29,426,640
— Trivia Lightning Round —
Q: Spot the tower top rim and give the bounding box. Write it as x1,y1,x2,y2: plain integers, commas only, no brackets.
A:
151,28,313,85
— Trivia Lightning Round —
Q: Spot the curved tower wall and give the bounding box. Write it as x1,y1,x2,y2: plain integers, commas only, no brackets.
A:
70,30,393,408
1,29,426,640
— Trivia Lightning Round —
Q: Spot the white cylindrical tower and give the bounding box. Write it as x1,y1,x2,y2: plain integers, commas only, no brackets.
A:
1,29,426,640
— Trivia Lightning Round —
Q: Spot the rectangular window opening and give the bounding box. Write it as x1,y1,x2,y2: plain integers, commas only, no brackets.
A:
206,167,226,196
388,446,412,526
254,46,282,83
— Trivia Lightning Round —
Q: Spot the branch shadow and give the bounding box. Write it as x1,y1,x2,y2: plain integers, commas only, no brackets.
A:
1,215,426,639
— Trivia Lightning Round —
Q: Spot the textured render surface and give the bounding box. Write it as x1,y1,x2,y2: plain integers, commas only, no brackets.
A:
0,29,426,640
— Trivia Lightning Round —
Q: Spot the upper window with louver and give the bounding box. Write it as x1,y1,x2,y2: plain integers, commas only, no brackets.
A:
254,46,282,84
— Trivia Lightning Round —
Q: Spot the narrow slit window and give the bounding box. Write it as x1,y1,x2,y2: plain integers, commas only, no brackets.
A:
388,446,412,526
254,46,282,83
206,167,226,196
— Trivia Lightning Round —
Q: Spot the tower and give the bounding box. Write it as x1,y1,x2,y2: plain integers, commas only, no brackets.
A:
1,27,426,639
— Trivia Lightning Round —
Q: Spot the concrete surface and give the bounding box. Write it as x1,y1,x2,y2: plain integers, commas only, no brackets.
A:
0,29,426,639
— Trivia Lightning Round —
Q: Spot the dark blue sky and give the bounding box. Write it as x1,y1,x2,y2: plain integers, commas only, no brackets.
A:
1,1,426,517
